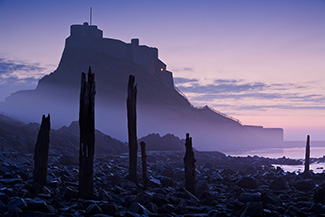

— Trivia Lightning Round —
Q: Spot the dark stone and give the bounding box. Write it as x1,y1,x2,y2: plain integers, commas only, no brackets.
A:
152,193,169,206
24,198,52,213
149,178,161,187
86,203,103,215
63,186,78,199
121,180,138,189
314,185,325,204
284,205,308,217
261,192,281,204
6,198,27,211
129,202,152,215
237,177,258,189
0,178,22,186
0,192,10,204
58,154,78,166
20,210,57,217
294,179,315,191
311,203,325,214
0,200,6,213
135,193,152,205
145,202,157,214
100,202,118,216
269,177,289,190
238,192,261,203
240,202,263,217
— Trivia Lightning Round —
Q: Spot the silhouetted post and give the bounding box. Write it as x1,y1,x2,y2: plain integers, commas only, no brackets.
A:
184,133,196,195
79,67,96,199
140,141,148,190
304,135,310,174
127,75,138,184
33,114,50,186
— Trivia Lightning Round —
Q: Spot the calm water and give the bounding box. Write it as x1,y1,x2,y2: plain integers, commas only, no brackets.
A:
226,146,325,159
226,146,325,173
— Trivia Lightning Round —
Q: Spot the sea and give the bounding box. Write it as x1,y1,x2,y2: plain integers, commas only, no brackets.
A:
225,142,325,173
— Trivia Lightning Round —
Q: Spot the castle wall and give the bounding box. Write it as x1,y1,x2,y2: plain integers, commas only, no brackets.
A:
66,23,167,77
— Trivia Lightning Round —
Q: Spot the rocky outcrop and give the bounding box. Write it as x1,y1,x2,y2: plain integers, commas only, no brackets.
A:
0,22,281,151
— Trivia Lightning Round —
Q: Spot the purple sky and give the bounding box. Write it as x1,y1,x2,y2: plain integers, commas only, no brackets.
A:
0,0,324,141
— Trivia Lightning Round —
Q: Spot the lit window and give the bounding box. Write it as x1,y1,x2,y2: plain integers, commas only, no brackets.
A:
160,68,164,71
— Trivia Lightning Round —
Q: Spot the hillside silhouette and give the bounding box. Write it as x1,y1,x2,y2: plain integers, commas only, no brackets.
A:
0,22,283,151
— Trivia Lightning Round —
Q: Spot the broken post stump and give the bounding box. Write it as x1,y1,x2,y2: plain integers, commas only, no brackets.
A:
127,75,138,184
184,133,196,196
33,114,50,186
140,141,148,190
304,135,310,174
79,67,96,199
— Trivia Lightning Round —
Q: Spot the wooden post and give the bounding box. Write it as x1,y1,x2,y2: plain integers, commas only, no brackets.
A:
33,114,50,186
184,133,196,195
304,135,310,174
127,75,138,184
140,141,148,190
79,67,96,199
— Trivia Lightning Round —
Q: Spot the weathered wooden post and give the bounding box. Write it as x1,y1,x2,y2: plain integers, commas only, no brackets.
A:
127,75,138,184
140,141,148,190
79,67,96,199
33,114,50,186
304,135,310,174
184,133,196,195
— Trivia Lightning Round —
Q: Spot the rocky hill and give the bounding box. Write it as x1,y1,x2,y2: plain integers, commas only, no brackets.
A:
0,22,282,151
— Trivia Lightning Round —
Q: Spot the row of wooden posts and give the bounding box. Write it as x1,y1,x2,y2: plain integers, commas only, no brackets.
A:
32,67,197,199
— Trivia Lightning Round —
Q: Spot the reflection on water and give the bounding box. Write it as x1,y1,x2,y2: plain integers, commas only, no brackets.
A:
226,146,325,173
226,147,325,159
273,163,325,174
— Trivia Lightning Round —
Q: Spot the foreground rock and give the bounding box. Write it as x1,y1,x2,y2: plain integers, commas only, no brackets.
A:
1,151,325,216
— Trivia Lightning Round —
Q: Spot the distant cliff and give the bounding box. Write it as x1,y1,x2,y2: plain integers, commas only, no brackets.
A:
0,22,283,151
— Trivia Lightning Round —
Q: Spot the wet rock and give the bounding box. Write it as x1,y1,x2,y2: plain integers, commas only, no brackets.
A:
149,178,162,187
129,202,152,215
237,177,258,189
58,154,78,166
184,214,209,217
269,177,289,190
315,185,325,204
24,198,52,213
0,200,6,213
159,176,174,187
20,210,57,217
0,178,22,186
240,202,263,217
86,203,103,215
121,180,138,189
6,198,27,211
1,188,17,197
311,203,325,214
135,192,152,205
63,186,78,199
260,192,281,204
3,207,22,217
238,192,261,203
143,203,156,214
293,179,315,191
0,192,10,204
152,193,169,206
208,210,228,217
100,202,118,216
284,204,308,217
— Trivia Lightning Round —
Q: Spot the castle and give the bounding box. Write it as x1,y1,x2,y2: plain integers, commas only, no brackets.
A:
68,22,167,75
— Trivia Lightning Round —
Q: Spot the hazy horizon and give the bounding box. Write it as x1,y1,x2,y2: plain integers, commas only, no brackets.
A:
0,0,324,141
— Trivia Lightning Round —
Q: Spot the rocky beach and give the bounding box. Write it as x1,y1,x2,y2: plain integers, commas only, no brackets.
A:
1,149,325,217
